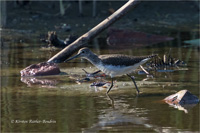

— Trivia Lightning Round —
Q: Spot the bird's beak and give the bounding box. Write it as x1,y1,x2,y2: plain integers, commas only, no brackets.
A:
64,53,81,62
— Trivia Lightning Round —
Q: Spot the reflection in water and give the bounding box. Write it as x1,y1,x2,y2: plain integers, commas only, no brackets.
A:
21,77,59,88
83,95,149,132
1,30,199,132
106,93,115,108
83,95,188,133
166,102,198,114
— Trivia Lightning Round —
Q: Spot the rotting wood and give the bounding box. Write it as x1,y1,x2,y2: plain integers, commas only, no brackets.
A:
47,0,141,63
41,31,77,48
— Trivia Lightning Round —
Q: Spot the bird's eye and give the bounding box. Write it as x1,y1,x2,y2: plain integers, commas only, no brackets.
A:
82,51,85,53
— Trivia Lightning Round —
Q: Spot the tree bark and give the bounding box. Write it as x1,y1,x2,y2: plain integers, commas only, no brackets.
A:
47,0,141,63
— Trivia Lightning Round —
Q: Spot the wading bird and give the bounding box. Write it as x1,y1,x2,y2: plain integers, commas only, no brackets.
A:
65,47,157,94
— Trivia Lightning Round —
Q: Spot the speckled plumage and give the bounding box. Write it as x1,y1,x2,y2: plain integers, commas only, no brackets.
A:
65,47,157,94
99,54,156,66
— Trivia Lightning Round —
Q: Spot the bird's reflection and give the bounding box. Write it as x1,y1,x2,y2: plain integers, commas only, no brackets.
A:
82,93,166,133
106,93,139,109
106,93,115,108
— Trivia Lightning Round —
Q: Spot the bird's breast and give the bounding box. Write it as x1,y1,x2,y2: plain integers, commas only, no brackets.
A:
95,58,150,77
95,63,132,78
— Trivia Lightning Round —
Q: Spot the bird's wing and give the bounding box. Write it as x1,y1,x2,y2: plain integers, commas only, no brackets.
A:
99,54,155,66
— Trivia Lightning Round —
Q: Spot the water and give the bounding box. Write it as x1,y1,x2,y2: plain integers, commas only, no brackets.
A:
1,29,199,132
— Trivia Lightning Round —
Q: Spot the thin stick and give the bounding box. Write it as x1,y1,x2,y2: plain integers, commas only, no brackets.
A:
140,65,149,75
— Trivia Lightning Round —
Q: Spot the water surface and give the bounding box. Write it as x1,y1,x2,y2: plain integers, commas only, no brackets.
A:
1,29,199,132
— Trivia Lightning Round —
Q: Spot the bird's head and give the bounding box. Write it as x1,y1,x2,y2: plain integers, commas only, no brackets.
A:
64,47,92,62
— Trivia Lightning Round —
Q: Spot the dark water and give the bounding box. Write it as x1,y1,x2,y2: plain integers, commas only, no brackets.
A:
1,29,199,132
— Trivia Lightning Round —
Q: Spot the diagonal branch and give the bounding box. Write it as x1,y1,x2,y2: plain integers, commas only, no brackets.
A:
48,0,141,63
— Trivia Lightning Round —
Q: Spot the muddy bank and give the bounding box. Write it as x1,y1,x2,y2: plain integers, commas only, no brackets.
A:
2,1,199,38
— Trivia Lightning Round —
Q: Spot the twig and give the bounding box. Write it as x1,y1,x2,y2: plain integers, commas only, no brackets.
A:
140,65,149,75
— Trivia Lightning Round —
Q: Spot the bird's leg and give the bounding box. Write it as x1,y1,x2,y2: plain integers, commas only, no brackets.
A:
127,74,140,95
92,70,101,75
82,69,101,75
106,78,113,94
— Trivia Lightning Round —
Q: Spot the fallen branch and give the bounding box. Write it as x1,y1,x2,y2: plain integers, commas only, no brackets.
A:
47,0,141,63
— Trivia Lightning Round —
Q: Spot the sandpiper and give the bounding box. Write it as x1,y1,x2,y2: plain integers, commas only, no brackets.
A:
65,47,157,94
